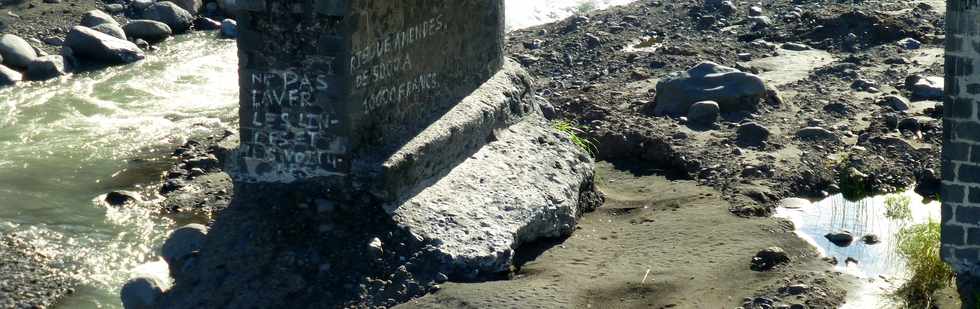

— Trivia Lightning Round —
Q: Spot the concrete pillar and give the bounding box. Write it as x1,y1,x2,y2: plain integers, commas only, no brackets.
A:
944,0,980,298
230,0,504,200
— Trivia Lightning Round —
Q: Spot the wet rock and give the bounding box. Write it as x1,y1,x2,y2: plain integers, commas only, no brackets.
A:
898,118,921,132
193,17,221,31
170,0,203,14
124,20,173,43
652,62,767,116
862,234,880,245
796,127,837,141
65,26,145,64
784,284,809,295
737,122,770,146
142,2,194,34
751,246,790,271
105,190,139,206
220,19,238,38
908,75,943,99
0,64,22,86
845,257,859,265
0,34,38,69
897,38,921,49
121,277,165,309
80,10,117,27
688,100,720,125
781,42,810,51
368,237,384,259
105,4,126,14
825,231,854,247
25,55,65,81
881,95,910,111
160,224,208,266
91,23,128,40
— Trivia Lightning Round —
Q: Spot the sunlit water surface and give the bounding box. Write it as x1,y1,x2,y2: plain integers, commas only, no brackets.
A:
0,2,638,308
776,191,941,308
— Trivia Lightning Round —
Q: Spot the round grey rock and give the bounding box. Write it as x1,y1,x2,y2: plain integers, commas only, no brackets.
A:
142,2,194,34
25,55,66,81
0,34,38,69
92,23,128,40
220,19,238,38
124,20,173,43
169,0,203,13
796,127,836,141
65,26,145,64
0,64,22,86
653,62,767,116
80,10,118,27
687,100,720,125
881,95,911,111
737,122,770,146
120,277,164,309
161,224,208,265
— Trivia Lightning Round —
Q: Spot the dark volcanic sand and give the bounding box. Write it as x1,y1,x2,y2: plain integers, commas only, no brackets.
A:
398,162,850,308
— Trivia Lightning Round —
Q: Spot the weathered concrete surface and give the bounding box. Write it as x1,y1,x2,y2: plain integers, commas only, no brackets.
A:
386,115,602,277
233,0,506,197
360,59,536,201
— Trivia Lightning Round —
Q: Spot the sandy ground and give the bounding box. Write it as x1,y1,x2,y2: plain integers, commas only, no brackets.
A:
398,162,850,309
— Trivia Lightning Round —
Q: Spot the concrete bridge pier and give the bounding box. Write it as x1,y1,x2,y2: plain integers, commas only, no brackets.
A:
943,0,980,305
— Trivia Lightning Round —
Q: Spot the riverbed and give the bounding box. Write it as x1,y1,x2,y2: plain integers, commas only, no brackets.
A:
0,1,639,308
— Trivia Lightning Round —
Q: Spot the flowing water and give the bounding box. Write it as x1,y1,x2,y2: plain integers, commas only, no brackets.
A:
776,192,942,308
0,2,638,308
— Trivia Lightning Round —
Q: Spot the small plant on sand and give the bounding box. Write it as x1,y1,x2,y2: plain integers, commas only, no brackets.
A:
884,195,912,221
553,120,597,157
894,222,955,308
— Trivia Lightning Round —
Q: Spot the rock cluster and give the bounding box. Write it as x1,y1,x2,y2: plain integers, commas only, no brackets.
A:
0,2,237,87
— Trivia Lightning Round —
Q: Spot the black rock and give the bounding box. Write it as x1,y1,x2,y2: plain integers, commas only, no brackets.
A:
105,191,139,206
825,231,854,247
751,246,790,271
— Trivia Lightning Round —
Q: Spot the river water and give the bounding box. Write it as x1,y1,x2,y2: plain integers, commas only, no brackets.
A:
0,1,636,308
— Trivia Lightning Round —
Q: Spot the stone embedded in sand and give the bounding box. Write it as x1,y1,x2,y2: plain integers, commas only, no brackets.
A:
881,94,911,111
688,101,720,125
652,62,768,116
897,38,922,50
908,75,944,99
825,231,854,247
751,246,790,271
736,122,771,146
782,42,810,51
796,127,837,141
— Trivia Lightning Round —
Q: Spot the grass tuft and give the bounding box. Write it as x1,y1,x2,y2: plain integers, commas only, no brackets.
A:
553,120,597,157
884,195,912,221
893,222,955,308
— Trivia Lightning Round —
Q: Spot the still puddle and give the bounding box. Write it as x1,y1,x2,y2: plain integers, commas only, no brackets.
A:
775,191,940,308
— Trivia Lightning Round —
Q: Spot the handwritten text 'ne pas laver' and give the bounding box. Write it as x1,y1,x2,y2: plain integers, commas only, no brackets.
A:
244,71,346,173
352,15,446,113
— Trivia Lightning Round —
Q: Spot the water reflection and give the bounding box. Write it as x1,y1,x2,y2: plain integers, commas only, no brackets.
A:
776,191,941,307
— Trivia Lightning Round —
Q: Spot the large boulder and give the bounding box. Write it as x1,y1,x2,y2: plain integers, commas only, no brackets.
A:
909,75,944,99
168,0,203,14
217,0,240,16
142,2,194,34
0,64,22,86
121,277,165,309
124,20,174,43
0,34,38,69
80,10,118,27
652,62,768,116
25,55,66,81
92,23,128,40
65,26,145,64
